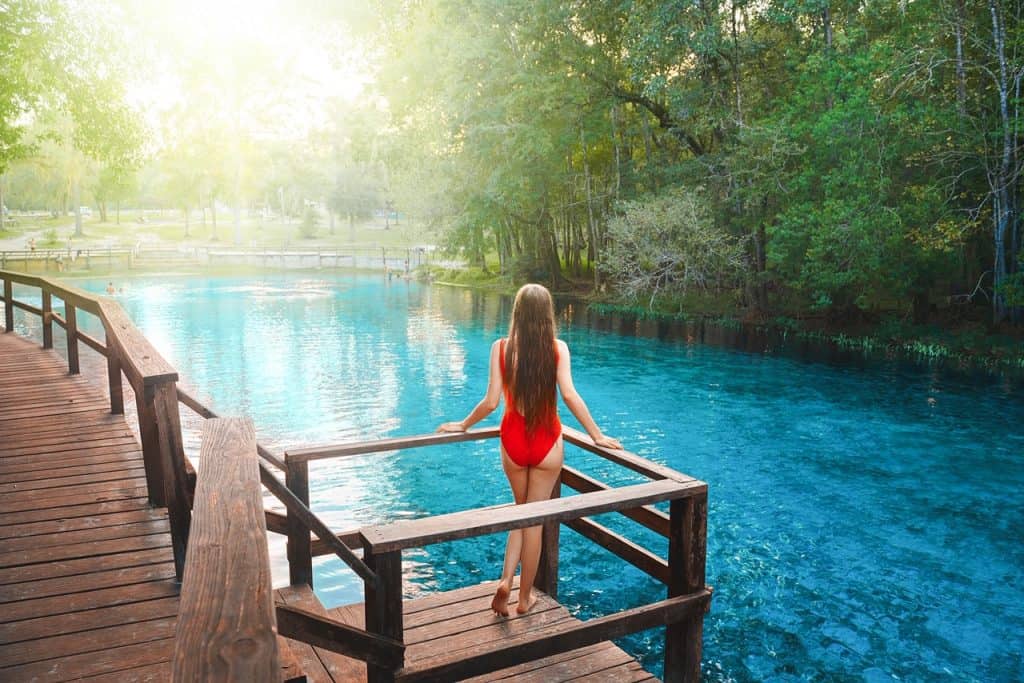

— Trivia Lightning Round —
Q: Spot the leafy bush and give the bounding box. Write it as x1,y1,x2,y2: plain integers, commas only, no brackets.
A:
601,187,747,308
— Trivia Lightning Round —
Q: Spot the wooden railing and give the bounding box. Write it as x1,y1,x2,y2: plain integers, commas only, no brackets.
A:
0,269,193,580
285,428,712,683
2,270,711,681
172,418,280,682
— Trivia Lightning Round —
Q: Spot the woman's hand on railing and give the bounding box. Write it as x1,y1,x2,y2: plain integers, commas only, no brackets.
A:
436,421,467,433
592,434,623,450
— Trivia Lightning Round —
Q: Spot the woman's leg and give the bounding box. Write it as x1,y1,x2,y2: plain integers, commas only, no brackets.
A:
492,445,529,616
515,437,564,614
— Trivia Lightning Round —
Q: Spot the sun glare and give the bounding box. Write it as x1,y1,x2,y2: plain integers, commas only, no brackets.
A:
123,0,370,144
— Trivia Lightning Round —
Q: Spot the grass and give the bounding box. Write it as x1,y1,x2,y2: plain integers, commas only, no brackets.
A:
1,211,440,251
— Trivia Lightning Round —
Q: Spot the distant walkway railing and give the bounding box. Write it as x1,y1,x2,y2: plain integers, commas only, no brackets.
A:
0,245,455,273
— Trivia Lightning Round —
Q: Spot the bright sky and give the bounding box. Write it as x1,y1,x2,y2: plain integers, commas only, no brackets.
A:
120,0,371,145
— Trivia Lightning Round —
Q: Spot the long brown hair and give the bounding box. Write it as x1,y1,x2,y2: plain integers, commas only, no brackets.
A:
505,284,558,432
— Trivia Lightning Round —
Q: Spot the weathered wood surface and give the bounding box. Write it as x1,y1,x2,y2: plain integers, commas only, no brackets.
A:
361,478,707,554
275,580,662,683
171,418,279,683
0,333,182,682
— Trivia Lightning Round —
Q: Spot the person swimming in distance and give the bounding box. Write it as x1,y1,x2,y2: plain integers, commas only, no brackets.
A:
437,283,621,616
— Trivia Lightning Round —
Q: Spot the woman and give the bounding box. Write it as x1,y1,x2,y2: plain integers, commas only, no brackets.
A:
438,283,622,616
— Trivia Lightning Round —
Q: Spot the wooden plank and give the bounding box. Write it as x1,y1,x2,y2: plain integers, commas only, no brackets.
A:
0,465,148,494
0,635,176,682
172,417,278,683
96,298,178,388
0,475,150,508
361,479,707,554
395,591,712,682
563,517,669,584
277,583,364,683
0,596,179,645
0,561,178,602
665,494,708,683
561,465,670,536
0,547,171,585
0,615,176,667
0,532,172,570
562,426,697,483
276,603,403,668
0,518,169,553
0,508,164,541
1,577,180,623
363,550,404,682
460,642,618,682
0,490,150,526
287,427,501,462
0,451,143,478
78,661,171,682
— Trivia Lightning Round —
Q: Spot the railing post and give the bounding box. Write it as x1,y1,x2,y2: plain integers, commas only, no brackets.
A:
41,290,53,348
151,380,192,581
3,276,12,332
664,493,708,683
65,303,80,374
285,457,313,587
106,346,124,414
137,383,167,506
364,549,403,683
535,472,562,599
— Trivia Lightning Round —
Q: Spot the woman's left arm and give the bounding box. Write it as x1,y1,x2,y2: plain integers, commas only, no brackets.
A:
437,339,504,432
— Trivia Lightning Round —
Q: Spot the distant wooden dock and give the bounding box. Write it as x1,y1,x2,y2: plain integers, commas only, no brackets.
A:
1,270,711,682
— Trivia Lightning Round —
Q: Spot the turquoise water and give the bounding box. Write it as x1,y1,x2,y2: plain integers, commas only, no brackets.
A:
10,273,1024,681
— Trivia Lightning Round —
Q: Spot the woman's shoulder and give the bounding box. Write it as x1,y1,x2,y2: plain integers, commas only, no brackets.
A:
555,338,570,354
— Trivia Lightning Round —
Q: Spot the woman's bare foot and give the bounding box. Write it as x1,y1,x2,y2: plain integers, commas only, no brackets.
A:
491,581,510,617
515,592,537,615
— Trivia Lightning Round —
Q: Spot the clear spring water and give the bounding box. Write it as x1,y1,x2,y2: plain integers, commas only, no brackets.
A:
10,273,1023,682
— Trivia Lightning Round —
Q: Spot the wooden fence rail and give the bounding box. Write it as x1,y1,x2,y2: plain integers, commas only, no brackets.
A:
0,269,192,579
172,418,279,683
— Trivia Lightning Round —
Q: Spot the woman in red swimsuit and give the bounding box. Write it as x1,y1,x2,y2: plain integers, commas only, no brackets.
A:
438,283,622,616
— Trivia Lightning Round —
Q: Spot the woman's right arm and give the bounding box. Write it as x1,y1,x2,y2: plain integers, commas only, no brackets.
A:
555,340,622,450
437,339,504,432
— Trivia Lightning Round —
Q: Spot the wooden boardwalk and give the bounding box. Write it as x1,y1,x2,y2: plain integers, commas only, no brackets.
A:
276,582,656,683
0,332,180,681
0,333,667,682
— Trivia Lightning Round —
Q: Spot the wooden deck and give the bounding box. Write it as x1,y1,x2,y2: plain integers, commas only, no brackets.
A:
276,582,656,683
0,332,180,681
0,333,663,682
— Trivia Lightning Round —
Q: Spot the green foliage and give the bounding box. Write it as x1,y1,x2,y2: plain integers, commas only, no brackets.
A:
603,188,746,307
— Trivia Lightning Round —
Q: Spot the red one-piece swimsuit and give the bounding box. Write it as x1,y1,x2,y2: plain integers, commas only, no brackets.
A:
499,339,561,467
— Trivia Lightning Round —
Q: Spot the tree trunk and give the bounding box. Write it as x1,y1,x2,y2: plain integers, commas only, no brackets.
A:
73,177,83,237
0,179,6,233
955,0,968,119
580,128,599,289
184,206,191,238
211,197,218,241
990,0,1016,322
99,201,108,223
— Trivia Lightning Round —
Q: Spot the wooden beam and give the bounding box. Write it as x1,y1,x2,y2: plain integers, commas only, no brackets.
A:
564,516,669,584
561,466,670,537
395,590,712,682
665,493,709,683
361,479,707,554
172,418,279,683
562,426,696,483
286,427,500,462
259,462,377,585
276,603,403,669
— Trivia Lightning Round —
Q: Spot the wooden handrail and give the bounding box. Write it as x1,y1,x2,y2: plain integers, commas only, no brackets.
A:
286,427,501,462
360,478,707,554
561,465,670,536
562,426,696,483
177,387,287,471
172,418,279,683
